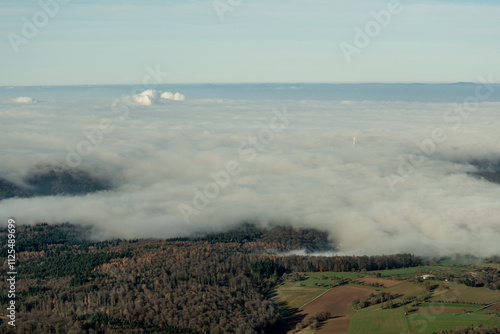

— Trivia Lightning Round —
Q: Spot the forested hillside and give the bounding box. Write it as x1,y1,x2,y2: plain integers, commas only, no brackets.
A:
0,223,422,333
0,164,111,200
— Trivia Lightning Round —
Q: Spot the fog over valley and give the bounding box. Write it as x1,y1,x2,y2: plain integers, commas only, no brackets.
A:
1,84,500,257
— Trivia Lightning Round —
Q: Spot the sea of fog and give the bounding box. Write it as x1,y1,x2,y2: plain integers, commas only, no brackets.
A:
1,83,500,256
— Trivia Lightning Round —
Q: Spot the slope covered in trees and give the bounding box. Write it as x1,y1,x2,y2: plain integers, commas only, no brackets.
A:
0,223,423,333
186,223,335,253
0,164,111,200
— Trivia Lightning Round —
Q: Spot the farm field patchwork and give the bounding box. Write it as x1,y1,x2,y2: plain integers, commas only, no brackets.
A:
273,263,500,334
296,285,374,334
431,283,500,304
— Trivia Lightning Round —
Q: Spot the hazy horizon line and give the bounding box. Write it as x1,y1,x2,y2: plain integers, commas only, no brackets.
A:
2,81,499,88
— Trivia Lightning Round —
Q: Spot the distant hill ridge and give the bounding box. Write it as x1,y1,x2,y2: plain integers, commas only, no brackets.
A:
0,164,111,200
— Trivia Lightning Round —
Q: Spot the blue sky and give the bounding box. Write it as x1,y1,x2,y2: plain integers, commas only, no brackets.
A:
1,0,499,85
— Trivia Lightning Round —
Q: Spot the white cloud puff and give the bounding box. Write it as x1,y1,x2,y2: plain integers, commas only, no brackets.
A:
161,91,186,101
127,90,186,106
131,90,159,106
11,96,39,104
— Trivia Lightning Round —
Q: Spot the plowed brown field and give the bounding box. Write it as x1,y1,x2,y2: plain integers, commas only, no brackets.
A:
288,285,373,334
486,302,500,312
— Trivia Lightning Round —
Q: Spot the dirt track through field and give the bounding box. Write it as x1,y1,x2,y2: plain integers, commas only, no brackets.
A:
288,285,373,334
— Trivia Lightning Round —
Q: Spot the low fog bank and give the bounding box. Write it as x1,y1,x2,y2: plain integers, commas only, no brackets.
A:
1,89,500,257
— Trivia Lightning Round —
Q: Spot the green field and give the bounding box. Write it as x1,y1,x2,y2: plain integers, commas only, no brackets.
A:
348,307,409,334
300,271,366,281
418,302,483,310
385,282,423,296
282,271,373,288
431,282,500,304
437,257,485,267
408,312,500,333
366,266,444,277
273,285,328,309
